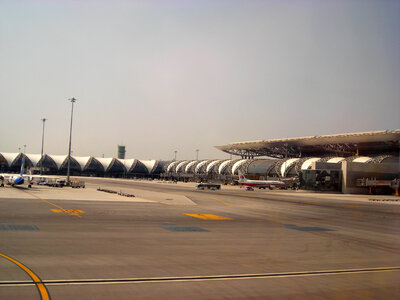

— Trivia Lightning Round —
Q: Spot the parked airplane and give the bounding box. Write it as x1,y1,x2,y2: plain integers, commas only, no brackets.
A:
0,156,32,188
238,170,286,190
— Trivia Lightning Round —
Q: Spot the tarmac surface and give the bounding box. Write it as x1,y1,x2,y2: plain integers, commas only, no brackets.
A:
0,177,399,299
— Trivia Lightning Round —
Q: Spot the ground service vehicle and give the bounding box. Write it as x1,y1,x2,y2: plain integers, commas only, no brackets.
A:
196,183,221,190
46,178,66,187
70,180,85,188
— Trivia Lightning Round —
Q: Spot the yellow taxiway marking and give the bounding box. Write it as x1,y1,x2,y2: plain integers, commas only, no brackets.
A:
302,201,320,204
51,209,86,214
21,190,83,218
0,253,50,300
344,205,362,208
3,266,398,287
210,196,232,207
185,213,232,220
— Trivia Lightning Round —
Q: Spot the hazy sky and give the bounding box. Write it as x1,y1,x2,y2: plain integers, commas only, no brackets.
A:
1,0,399,160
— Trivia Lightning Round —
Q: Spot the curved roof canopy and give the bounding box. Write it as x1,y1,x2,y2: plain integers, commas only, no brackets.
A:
166,161,181,173
301,157,321,170
195,160,211,174
246,159,277,174
216,130,400,158
218,160,233,175
327,157,345,163
352,156,372,163
231,159,248,175
206,160,222,173
280,158,300,177
185,160,200,173
175,161,193,173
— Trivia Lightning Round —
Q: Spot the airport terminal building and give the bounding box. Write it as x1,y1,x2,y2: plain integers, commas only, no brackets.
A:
214,130,400,194
1,130,399,194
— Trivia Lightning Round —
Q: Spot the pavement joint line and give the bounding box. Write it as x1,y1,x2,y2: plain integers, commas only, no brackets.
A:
0,253,50,300
21,189,83,218
1,266,399,286
210,196,232,207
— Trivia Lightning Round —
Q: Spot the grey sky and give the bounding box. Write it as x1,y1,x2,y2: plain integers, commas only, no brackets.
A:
1,0,399,160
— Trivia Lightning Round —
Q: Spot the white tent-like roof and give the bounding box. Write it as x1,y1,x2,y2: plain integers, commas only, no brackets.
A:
24,154,42,167
49,155,68,170
117,159,134,173
95,157,114,172
73,156,91,171
1,153,20,167
139,160,158,174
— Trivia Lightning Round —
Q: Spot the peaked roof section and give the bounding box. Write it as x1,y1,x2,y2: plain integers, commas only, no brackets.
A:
116,159,131,172
73,156,91,171
1,152,21,167
140,160,158,174
94,157,114,172
107,158,125,172
24,153,42,167
49,155,68,169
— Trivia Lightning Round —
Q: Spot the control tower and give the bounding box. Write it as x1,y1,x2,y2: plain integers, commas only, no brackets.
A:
117,145,126,159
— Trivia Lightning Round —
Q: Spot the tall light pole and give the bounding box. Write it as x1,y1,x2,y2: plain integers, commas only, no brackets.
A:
40,118,47,175
196,149,199,161
174,150,177,161
67,97,77,185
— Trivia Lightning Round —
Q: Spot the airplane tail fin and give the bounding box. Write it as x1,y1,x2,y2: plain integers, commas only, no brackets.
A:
20,156,25,176
238,169,247,182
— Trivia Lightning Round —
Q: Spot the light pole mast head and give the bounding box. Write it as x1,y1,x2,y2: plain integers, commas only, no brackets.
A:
69,97,77,103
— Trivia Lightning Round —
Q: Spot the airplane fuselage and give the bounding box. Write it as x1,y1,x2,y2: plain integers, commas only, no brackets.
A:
238,174,286,189
10,175,24,186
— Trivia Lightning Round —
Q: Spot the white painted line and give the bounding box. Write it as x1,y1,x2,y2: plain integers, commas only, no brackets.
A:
1,266,399,286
